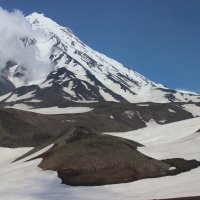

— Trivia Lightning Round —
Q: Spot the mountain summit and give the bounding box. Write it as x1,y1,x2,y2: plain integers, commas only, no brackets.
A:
0,12,199,104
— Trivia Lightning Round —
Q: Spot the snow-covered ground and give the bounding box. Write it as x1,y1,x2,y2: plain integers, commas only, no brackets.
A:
182,104,200,117
106,117,200,199
0,144,62,200
5,91,36,103
1,118,200,200
0,92,11,102
5,104,94,114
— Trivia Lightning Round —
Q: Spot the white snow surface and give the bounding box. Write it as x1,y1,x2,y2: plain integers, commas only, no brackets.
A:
1,118,200,200
25,99,42,103
0,144,62,200
168,109,176,113
182,104,200,117
176,89,199,95
137,103,149,106
30,106,94,114
145,119,158,127
5,90,36,102
5,104,94,114
0,92,11,102
107,117,200,146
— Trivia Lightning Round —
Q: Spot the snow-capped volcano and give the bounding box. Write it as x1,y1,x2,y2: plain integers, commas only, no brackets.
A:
0,12,199,104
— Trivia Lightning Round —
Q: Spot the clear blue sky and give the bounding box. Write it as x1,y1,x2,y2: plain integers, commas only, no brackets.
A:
0,0,199,92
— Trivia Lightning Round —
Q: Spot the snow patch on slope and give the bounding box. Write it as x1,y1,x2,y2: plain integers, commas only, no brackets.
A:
0,92,11,102
6,90,36,102
145,119,158,127
182,104,200,117
5,104,94,114
108,117,200,145
0,144,60,200
30,106,94,114
168,108,176,113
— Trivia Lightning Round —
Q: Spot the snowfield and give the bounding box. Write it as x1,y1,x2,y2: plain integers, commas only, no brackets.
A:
0,118,200,200
28,106,94,114
5,104,94,114
182,104,200,117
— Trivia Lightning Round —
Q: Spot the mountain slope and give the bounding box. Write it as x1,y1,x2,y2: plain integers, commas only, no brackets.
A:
0,12,199,104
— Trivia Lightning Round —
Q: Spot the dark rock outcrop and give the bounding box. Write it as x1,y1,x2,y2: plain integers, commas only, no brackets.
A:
35,127,171,186
0,102,196,147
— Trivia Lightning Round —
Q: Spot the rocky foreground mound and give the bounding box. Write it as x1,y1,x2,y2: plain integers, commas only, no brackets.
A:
24,126,170,186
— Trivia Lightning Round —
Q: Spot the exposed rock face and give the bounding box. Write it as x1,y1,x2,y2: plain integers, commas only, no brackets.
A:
0,76,15,95
163,158,200,176
0,108,67,147
0,102,195,147
37,127,171,186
